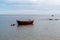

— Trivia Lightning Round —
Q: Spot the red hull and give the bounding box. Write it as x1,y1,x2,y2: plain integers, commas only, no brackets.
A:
16,20,34,25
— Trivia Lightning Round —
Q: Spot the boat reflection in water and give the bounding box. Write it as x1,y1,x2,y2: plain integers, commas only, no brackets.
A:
16,20,34,26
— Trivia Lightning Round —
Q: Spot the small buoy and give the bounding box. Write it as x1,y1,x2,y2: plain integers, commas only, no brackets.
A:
13,24,15,26
11,24,15,26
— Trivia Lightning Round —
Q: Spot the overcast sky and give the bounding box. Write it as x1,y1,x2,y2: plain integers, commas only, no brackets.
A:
0,0,60,15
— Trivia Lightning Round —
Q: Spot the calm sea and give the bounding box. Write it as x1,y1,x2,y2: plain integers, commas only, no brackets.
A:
0,15,60,40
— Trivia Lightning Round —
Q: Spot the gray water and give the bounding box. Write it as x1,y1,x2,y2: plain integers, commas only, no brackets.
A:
0,15,60,40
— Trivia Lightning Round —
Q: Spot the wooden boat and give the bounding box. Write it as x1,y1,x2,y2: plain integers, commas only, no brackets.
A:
16,20,34,25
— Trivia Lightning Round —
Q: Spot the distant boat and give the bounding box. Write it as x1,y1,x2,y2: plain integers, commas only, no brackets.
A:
16,20,34,25
49,15,59,20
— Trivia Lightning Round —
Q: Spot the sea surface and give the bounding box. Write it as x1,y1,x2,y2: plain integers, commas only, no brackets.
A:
0,15,60,40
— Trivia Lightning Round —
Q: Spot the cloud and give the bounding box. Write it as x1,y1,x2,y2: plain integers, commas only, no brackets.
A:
44,0,60,5
7,0,33,3
7,0,60,5
0,0,60,10
0,0,60,14
5,0,60,10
